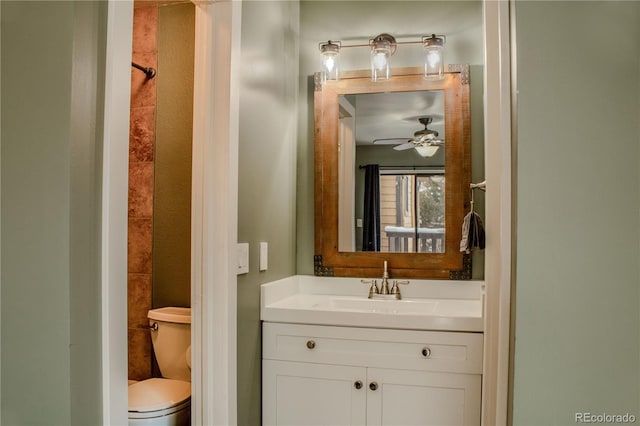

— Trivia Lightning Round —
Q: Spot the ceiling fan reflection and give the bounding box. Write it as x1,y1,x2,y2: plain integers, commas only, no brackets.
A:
372,116,444,157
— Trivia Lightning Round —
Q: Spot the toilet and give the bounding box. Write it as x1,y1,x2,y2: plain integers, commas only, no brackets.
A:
129,307,191,425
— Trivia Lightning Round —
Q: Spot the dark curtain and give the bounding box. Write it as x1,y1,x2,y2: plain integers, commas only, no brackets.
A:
362,164,381,251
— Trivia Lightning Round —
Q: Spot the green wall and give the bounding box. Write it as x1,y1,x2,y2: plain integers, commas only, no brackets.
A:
153,2,194,309
512,1,640,423
1,1,106,424
237,2,300,424
297,1,485,276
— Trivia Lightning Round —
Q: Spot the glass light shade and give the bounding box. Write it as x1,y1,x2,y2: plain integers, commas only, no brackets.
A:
423,35,445,80
415,145,440,157
370,40,392,82
320,42,340,83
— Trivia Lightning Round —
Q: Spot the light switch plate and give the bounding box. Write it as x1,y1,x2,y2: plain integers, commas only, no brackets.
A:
259,242,268,271
237,242,249,275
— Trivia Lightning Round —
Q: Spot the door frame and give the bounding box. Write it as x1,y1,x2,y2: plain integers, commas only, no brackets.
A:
190,1,241,424
100,1,241,425
100,0,512,424
481,0,513,424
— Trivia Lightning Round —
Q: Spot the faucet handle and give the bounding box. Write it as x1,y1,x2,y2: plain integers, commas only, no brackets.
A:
390,280,410,298
361,279,379,298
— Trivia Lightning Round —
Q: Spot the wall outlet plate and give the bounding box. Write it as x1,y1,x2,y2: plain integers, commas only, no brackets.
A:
259,242,268,271
237,242,249,275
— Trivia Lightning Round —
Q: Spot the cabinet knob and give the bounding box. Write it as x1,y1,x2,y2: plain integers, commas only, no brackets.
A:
354,380,363,390
369,381,378,391
421,347,431,358
306,340,316,349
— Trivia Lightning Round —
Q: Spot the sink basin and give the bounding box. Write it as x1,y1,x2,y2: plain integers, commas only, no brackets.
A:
261,275,484,332
328,296,438,314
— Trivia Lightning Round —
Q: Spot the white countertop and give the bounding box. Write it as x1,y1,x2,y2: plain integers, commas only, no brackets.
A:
261,275,484,332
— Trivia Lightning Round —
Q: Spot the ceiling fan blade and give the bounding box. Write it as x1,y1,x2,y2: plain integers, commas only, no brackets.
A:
393,142,416,151
372,138,411,145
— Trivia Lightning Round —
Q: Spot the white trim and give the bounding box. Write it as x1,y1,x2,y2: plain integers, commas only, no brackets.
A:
102,1,241,425
101,1,133,425
191,1,241,425
481,1,513,425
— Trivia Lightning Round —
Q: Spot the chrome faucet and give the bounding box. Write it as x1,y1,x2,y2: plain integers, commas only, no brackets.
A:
361,261,410,300
380,261,390,294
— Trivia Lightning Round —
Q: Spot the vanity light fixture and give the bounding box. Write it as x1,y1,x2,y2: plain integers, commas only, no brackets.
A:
423,34,445,80
319,41,341,83
369,33,396,82
318,33,446,83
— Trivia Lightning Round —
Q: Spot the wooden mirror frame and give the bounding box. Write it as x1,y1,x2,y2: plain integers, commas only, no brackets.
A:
314,66,471,279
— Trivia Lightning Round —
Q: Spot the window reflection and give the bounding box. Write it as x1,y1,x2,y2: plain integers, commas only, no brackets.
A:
380,173,445,253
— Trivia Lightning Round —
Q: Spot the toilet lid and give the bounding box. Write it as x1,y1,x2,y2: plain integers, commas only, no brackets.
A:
129,378,191,413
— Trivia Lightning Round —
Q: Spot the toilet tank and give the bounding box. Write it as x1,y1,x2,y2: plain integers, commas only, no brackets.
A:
148,307,191,382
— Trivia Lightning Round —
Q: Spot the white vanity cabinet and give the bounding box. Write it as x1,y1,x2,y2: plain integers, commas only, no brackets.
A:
262,322,483,426
263,360,367,425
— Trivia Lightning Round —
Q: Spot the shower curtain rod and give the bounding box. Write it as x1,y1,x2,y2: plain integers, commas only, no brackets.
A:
358,165,443,171
131,61,156,79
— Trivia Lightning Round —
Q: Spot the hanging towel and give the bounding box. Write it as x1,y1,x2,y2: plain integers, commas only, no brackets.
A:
459,212,471,253
469,212,486,250
460,211,485,254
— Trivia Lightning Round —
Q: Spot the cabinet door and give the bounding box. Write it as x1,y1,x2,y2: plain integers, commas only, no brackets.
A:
263,360,367,426
366,368,481,426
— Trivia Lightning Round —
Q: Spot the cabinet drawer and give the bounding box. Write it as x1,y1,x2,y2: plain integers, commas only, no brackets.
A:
263,322,483,374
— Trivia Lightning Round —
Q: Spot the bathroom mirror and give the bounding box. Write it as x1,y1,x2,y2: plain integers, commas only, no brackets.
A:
340,90,445,253
314,67,471,278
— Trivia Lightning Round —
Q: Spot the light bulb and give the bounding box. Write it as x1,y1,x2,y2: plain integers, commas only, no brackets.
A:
427,50,441,68
372,52,388,70
324,57,335,72
370,47,391,81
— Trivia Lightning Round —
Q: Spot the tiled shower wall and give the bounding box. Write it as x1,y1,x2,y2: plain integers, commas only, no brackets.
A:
128,4,157,381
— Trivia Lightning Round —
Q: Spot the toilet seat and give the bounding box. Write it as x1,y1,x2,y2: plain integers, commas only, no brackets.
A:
128,378,191,419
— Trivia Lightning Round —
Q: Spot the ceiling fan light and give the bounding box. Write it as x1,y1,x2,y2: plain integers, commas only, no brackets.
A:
415,145,440,157
320,41,340,83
